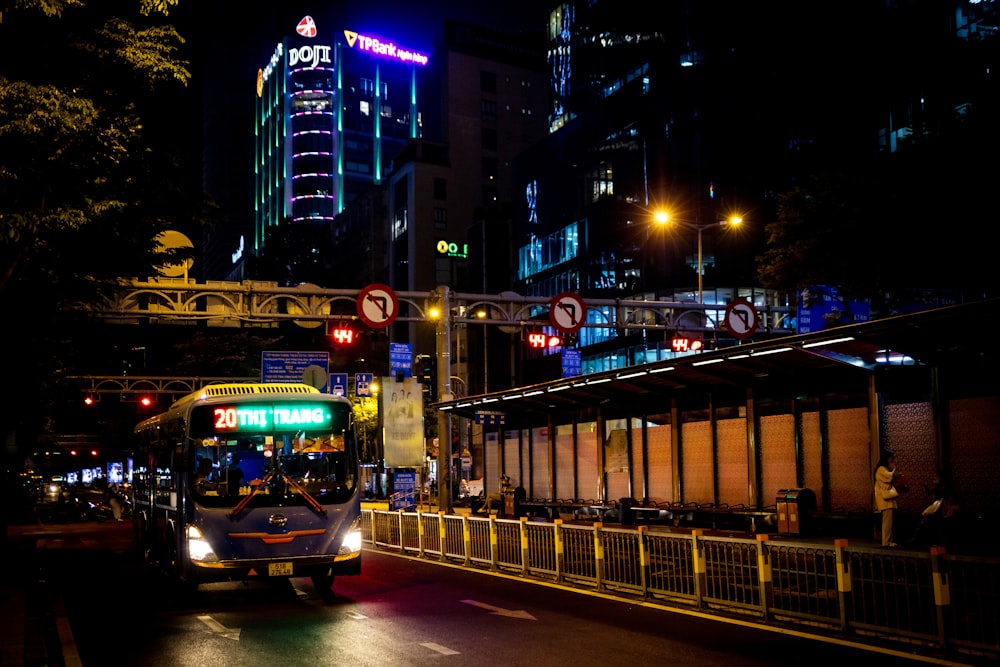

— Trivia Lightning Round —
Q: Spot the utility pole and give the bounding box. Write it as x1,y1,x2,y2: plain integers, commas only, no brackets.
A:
435,286,453,513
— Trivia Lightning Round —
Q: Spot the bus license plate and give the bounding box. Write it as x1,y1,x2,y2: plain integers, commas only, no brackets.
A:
268,562,293,577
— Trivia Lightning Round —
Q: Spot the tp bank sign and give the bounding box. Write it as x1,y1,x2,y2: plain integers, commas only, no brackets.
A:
343,30,429,66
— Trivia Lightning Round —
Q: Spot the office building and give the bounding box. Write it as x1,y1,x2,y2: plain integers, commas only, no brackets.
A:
248,15,429,281
511,1,998,382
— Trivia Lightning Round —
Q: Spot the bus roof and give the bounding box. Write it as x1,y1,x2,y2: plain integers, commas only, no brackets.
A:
133,383,326,434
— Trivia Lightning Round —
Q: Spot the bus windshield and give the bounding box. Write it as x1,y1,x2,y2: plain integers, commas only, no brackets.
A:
188,402,357,509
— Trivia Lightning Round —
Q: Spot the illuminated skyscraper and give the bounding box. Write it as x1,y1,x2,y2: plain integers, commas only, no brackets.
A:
253,16,428,265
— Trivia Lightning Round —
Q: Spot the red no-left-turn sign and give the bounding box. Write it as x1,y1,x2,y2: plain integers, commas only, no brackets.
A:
724,298,759,339
357,284,399,328
550,292,586,333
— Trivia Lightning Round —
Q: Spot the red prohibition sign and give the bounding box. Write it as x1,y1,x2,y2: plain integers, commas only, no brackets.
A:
357,283,399,328
549,291,586,333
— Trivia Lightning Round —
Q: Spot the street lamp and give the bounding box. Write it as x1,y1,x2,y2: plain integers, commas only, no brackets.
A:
658,213,743,303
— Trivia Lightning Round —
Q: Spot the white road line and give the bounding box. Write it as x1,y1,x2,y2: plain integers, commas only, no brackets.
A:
421,643,460,656
197,615,242,640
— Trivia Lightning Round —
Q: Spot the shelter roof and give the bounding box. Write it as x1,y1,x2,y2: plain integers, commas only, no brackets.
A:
436,298,997,423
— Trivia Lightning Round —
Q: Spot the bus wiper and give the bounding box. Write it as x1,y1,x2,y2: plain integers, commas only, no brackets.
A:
227,470,326,517
283,475,326,515
228,472,274,518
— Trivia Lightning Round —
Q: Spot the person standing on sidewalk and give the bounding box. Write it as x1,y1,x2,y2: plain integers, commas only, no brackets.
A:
108,483,124,522
874,450,900,547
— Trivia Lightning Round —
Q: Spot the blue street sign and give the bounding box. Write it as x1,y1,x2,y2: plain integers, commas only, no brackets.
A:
562,349,582,378
389,342,412,378
355,373,373,397
330,373,348,396
796,285,870,334
261,351,330,391
475,411,505,425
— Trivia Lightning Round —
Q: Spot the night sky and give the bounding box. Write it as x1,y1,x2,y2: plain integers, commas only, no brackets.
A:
182,2,549,82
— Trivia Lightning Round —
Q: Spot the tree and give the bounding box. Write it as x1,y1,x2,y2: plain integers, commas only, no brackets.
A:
0,0,192,468
353,396,379,463
170,331,282,378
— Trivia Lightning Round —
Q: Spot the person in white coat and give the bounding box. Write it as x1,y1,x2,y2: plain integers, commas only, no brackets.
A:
874,450,899,546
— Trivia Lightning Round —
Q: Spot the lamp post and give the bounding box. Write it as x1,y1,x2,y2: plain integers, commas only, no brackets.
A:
655,212,742,303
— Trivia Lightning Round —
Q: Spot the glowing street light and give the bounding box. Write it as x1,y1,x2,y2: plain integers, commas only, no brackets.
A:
662,214,743,303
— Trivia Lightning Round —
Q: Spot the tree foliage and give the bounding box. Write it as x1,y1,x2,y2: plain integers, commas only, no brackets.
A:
0,0,192,449
170,331,283,378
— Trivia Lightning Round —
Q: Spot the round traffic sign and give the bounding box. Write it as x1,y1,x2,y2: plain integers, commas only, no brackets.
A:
357,283,399,328
724,298,760,339
549,292,586,333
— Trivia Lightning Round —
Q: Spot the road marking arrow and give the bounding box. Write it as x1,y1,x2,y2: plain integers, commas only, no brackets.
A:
197,614,242,640
460,599,537,620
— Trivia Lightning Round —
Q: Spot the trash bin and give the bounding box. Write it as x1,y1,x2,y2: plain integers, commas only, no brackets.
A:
503,492,515,518
775,488,816,534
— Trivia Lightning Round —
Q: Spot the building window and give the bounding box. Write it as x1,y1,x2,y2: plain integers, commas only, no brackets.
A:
517,221,579,281
433,207,447,230
360,78,373,96
590,163,613,201
360,100,371,117
481,99,497,122
433,177,447,200
480,70,496,94
393,207,407,240
345,161,370,175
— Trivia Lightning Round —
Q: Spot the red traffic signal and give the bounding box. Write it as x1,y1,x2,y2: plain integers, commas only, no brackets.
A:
139,396,154,407
528,332,563,349
331,325,355,344
670,336,704,353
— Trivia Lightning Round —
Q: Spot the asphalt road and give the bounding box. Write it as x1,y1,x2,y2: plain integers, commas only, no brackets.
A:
15,520,973,667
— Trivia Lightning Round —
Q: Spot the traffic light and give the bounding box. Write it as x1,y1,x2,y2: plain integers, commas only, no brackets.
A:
414,354,436,400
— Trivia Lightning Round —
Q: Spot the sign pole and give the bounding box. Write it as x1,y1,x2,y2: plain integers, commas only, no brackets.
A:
436,286,453,513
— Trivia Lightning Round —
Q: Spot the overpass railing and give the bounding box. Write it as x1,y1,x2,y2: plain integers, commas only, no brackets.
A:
364,509,998,663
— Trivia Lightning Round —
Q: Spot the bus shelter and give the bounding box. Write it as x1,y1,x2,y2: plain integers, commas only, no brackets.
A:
435,298,1000,531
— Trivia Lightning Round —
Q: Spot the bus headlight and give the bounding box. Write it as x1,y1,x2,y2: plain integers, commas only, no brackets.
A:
341,529,362,554
187,525,219,562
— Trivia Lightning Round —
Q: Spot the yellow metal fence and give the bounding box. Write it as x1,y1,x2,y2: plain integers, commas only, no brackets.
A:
363,509,998,663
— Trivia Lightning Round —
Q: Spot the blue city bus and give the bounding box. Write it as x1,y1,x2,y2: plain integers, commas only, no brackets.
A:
131,383,362,593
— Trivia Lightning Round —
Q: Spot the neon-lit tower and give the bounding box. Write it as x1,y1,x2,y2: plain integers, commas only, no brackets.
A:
254,15,427,258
